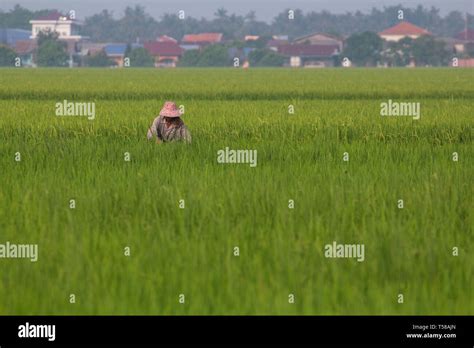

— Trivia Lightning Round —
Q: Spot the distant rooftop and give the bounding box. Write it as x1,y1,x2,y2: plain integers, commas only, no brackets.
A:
157,35,177,43
14,40,37,55
104,43,127,56
455,29,474,41
0,28,31,46
379,21,431,36
295,32,343,42
144,41,183,56
181,33,223,44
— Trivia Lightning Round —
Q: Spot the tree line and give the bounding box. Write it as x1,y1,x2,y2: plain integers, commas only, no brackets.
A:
1,4,473,43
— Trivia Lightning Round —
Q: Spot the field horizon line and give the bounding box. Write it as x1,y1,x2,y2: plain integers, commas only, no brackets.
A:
1,93,472,101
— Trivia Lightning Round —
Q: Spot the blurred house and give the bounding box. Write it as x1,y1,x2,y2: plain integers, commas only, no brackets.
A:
180,43,200,51
378,21,431,42
14,40,37,67
437,29,474,59
80,42,106,56
181,33,223,50
245,35,260,41
157,35,178,43
452,29,474,54
27,11,87,67
277,44,340,67
438,36,468,55
0,28,31,48
267,38,289,51
457,58,474,67
293,33,343,51
227,46,256,64
144,41,183,67
455,29,474,41
29,11,83,40
78,42,106,66
104,43,127,67
273,35,288,41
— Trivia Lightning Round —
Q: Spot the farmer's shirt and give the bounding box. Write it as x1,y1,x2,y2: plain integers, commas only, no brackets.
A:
147,116,191,143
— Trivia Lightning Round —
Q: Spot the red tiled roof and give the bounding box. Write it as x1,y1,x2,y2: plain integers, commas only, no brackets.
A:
144,41,183,56
181,33,223,44
455,29,474,41
35,11,72,21
277,44,339,57
14,40,37,54
379,21,431,36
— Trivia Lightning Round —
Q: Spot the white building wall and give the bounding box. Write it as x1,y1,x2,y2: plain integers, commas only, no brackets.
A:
380,34,420,42
30,20,81,39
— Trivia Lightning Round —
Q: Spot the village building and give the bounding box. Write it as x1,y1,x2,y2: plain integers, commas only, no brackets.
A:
457,58,474,67
144,41,184,67
293,33,343,51
23,11,86,67
181,33,223,50
29,11,83,40
14,40,37,67
0,28,31,47
438,36,468,55
277,44,340,67
378,21,431,42
104,43,127,67
157,35,178,43
79,42,106,57
455,28,474,42
267,38,289,52
453,29,474,54
449,29,474,67
244,35,260,41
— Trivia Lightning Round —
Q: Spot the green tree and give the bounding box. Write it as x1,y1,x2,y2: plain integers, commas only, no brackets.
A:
3,4,471,43
257,51,285,66
438,11,466,38
343,31,383,66
84,50,114,67
178,49,201,67
178,45,231,67
0,5,53,30
248,48,284,66
0,45,16,66
196,44,229,67
128,47,154,67
411,35,450,66
36,32,68,67
381,37,413,67
82,10,119,42
117,5,158,42
214,8,228,20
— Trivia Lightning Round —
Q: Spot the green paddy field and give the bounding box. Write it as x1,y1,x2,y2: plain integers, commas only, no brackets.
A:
0,68,472,315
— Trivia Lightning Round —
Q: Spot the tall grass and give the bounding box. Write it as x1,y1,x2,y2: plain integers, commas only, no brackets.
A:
0,69,472,315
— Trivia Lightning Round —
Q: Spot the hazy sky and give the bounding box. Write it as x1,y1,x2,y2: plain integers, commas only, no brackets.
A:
1,0,473,21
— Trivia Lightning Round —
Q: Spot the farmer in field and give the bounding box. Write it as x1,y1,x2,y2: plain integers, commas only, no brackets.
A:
147,101,191,143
